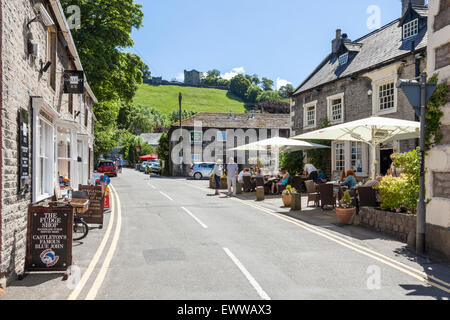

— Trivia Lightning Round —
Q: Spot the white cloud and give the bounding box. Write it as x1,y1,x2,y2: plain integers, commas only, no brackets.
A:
221,67,245,80
175,73,184,82
276,77,292,90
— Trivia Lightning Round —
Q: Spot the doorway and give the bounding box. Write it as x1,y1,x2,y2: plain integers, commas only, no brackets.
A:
380,149,394,175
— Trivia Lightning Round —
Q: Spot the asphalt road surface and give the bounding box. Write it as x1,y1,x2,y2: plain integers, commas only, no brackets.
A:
2,168,450,300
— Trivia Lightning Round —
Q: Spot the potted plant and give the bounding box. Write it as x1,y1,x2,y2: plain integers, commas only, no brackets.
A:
282,185,297,207
336,191,356,225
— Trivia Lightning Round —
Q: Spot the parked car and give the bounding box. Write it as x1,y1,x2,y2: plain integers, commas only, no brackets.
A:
147,162,162,175
140,161,150,172
97,160,117,177
189,162,215,180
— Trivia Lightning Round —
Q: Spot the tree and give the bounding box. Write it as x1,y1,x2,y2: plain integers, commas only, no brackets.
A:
256,90,282,103
129,114,155,134
279,84,294,98
262,77,274,91
251,74,260,85
207,69,221,78
280,151,304,175
140,63,152,82
156,133,170,175
230,74,252,99
168,109,196,125
245,85,263,104
255,101,290,114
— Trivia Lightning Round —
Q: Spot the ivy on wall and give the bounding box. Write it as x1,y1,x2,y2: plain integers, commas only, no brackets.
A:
426,74,449,151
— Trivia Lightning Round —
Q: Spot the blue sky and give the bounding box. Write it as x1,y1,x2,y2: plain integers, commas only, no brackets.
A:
131,0,404,89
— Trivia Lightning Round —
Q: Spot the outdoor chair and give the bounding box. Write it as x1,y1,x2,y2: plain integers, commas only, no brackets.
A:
356,186,378,214
317,183,336,210
291,176,306,193
305,180,320,207
243,176,255,192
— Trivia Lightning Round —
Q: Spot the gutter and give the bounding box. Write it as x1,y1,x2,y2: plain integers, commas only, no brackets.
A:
48,0,98,104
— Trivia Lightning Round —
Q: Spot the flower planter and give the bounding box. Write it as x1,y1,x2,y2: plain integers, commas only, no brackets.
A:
336,207,356,225
282,194,292,207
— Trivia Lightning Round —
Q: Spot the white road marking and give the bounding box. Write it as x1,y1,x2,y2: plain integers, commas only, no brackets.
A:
181,207,208,229
85,184,123,300
180,180,450,294
159,191,174,202
67,186,116,300
223,248,271,300
148,183,156,189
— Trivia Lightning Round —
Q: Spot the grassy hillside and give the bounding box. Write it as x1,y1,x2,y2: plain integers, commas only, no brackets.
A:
133,84,247,115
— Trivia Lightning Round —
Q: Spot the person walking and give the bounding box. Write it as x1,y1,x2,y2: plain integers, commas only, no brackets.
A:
227,157,239,197
213,159,223,196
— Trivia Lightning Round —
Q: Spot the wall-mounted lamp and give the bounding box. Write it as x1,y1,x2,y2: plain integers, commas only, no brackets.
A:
40,60,52,73
74,111,81,119
368,89,373,96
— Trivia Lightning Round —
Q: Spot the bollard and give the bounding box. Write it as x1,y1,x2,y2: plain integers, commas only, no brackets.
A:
237,182,243,194
256,187,265,201
291,193,302,211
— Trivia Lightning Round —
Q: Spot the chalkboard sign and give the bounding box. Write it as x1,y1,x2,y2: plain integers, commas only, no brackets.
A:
26,206,73,272
78,185,104,226
18,109,30,196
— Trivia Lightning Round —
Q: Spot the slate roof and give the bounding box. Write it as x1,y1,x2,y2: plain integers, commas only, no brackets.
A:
172,113,290,129
293,7,428,96
140,133,163,146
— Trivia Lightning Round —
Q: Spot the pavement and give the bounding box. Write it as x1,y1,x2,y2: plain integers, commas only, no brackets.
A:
1,168,450,300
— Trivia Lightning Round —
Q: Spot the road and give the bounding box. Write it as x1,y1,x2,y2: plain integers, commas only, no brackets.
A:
2,168,449,300
82,169,450,300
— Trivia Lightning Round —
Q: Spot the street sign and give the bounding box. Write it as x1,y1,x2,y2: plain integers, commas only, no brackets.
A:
25,205,73,273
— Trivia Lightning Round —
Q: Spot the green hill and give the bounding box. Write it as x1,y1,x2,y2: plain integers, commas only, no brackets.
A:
133,84,247,115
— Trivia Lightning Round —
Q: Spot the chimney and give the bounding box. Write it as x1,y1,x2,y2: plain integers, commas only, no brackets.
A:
332,29,343,54
402,0,425,16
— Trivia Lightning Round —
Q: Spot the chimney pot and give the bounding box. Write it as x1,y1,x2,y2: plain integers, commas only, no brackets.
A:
336,29,342,39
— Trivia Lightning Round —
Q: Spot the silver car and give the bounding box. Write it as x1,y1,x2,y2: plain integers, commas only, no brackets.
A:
189,162,215,180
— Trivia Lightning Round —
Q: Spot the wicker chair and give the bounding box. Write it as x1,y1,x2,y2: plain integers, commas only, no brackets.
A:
317,183,336,210
243,175,255,192
305,180,320,207
291,176,306,193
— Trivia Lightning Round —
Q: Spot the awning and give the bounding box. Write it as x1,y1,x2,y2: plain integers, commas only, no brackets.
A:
139,154,159,161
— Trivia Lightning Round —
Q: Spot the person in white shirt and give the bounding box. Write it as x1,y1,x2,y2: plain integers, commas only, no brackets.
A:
303,163,318,182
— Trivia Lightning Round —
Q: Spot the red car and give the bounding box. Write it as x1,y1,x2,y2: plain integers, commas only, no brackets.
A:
97,160,117,177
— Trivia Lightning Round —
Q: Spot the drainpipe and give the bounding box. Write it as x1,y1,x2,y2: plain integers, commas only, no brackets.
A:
0,0,3,283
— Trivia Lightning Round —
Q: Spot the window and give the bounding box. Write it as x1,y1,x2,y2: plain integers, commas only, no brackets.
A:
303,101,317,128
335,143,345,172
378,82,395,111
217,131,227,142
84,107,88,127
192,154,201,162
403,19,419,39
38,118,53,199
190,131,203,143
57,127,72,190
327,93,344,124
351,142,363,173
338,53,349,66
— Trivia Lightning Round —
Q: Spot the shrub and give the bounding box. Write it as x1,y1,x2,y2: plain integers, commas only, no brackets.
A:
374,174,418,213
339,191,355,209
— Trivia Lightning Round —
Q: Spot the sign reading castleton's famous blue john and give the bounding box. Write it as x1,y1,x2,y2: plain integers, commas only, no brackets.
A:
63,70,85,94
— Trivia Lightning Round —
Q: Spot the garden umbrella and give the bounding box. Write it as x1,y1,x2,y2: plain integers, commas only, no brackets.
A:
139,154,159,161
230,137,329,172
292,117,420,179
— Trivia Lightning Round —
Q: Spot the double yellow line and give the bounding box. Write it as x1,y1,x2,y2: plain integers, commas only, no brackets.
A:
183,181,450,294
68,184,122,300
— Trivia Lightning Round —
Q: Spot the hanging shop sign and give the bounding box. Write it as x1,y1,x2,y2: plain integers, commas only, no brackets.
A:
63,70,85,94
18,109,30,196
25,205,73,274
78,185,104,227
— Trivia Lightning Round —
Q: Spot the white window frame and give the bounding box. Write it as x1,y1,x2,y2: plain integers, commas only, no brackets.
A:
327,93,345,124
338,52,349,66
372,75,398,115
351,142,364,174
303,100,317,129
334,142,346,172
190,131,203,144
403,18,419,40
332,141,369,178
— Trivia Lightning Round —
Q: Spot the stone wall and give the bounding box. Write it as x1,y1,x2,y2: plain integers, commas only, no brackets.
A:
359,208,417,242
0,0,95,285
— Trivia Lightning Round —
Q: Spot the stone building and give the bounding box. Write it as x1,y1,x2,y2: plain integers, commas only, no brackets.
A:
168,112,290,176
425,0,450,260
0,0,97,286
290,1,428,179
184,69,201,86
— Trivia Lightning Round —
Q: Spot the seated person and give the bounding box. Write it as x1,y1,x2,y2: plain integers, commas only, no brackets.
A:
272,168,290,194
342,169,358,197
317,169,327,183
363,176,382,188
238,168,251,183
255,169,265,179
